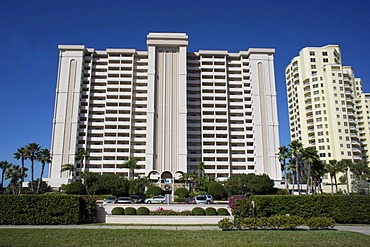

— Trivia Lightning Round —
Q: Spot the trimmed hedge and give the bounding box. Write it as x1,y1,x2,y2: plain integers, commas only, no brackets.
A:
112,207,124,215
306,217,336,230
192,207,205,216
137,207,150,215
124,207,137,215
217,208,230,216
252,195,370,224
0,195,96,225
205,207,217,216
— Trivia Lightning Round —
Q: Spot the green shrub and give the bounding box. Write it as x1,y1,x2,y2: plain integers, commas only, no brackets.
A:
306,217,335,230
229,195,252,218
174,198,188,203
0,195,95,224
64,182,86,195
124,207,137,215
217,208,230,216
218,218,233,229
252,195,370,224
112,207,124,215
136,207,150,215
207,183,227,200
205,207,217,216
267,215,304,230
192,207,205,216
174,188,189,198
145,186,163,197
243,218,260,230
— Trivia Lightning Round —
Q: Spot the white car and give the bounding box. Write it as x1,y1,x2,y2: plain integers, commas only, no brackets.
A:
103,196,117,204
145,195,165,204
198,194,213,204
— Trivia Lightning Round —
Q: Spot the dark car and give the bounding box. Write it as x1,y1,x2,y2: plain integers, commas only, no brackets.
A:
188,197,196,204
130,194,145,203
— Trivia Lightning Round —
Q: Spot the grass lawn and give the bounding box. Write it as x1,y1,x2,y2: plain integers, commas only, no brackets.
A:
0,229,369,247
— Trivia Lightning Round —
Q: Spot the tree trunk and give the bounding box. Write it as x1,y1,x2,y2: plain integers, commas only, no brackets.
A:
330,176,334,195
1,170,4,189
284,163,289,190
31,159,35,192
36,163,45,194
346,169,350,194
334,175,338,193
20,157,25,194
296,159,300,195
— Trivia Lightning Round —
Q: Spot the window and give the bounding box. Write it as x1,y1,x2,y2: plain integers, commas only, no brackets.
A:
322,52,328,56
323,58,329,63
310,58,316,62
310,51,315,56
311,65,316,69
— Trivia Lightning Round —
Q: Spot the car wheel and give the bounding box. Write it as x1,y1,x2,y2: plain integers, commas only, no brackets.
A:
147,200,151,204
207,201,211,204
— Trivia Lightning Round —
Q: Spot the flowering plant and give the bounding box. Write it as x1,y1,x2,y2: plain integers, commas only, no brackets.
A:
228,195,251,218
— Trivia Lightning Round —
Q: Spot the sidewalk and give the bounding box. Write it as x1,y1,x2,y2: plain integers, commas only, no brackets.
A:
1,225,369,235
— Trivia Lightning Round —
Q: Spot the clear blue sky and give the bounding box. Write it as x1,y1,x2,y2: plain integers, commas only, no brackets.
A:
1,0,370,183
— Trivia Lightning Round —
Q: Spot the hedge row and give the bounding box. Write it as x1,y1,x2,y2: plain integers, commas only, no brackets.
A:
251,195,370,224
112,207,230,216
218,216,335,230
0,195,96,225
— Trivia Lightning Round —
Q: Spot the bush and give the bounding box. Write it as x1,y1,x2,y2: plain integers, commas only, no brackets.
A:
174,187,189,198
205,207,217,216
192,207,205,216
207,183,227,200
218,218,233,229
217,208,230,216
268,215,304,230
136,207,150,215
252,195,370,224
112,207,124,215
0,195,96,224
174,198,188,203
124,207,137,215
145,186,163,197
64,182,86,195
229,195,252,218
306,217,335,230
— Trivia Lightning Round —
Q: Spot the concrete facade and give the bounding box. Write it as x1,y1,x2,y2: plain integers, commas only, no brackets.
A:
48,33,281,188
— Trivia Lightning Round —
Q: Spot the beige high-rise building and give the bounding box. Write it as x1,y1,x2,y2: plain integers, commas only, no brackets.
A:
47,33,281,188
286,45,370,191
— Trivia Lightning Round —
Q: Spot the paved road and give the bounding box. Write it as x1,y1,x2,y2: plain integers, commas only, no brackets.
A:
1,225,370,235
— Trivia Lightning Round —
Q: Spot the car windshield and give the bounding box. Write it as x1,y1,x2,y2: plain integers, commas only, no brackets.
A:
196,196,207,200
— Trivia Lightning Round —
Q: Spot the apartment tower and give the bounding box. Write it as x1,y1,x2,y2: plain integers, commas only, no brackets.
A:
48,33,281,187
286,45,370,191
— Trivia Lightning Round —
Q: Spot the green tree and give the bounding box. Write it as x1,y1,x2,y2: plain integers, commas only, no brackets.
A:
28,179,51,194
226,174,274,195
14,147,28,191
5,164,22,195
75,148,88,173
325,160,340,194
25,142,41,192
177,171,193,192
338,159,353,194
311,159,326,194
129,176,151,194
119,157,139,180
289,140,303,194
0,160,12,189
350,161,370,180
61,163,75,179
36,148,51,194
207,182,227,200
197,161,205,178
278,145,290,190
145,185,163,197
302,146,319,194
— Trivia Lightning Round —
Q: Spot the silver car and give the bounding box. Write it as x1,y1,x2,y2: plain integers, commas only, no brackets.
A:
145,195,165,204
103,196,117,204
194,195,208,204
117,197,133,204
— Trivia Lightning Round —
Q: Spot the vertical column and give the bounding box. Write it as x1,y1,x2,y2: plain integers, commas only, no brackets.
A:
178,46,188,172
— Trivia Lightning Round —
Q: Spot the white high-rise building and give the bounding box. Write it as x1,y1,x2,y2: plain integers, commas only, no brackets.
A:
48,33,281,188
286,45,370,191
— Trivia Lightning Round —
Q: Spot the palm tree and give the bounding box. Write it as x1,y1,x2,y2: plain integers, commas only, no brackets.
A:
75,148,88,173
311,159,326,194
36,148,51,194
325,160,337,194
25,143,41,192
5,164,22,195
289,140,303,194
278,145,291,190
120,157,139,180
350,161,370,180
0,160,12,189
14,147,28,189
197,161,205,178
61,163,75,179
302,146,319,194
177,171,193,192
338,159,353,194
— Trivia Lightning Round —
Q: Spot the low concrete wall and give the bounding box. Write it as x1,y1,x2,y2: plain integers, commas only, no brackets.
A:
97,204,232,224
106,215,232,225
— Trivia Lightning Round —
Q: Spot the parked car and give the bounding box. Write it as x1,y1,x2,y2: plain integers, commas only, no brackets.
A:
188,197,196,204
130,195,144,204
194,195,208,204
200,194,213,204
103,196,117,204
145,195,165,204
117,197,133,204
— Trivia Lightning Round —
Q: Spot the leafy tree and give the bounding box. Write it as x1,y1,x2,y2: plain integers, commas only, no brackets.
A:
0,160,12,189
207,182,227,200
64,181,86,195
25,142,41,192
145,185,163,197
325,160,340,194
119,157,139,180
351,180,370,195
311,159,326,194
129,177,151,194
75,148,88,173
350,161,370,180
226,174,274,195
197,161,205,178
61,163,75,179
289,140,303,194
80,171,99,194
36,148,51,194
177,171,194,192
174,187,189,198
278,146,290,190
14,147,28,191
28,179,51,194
